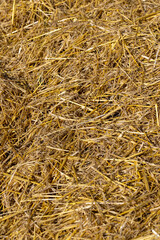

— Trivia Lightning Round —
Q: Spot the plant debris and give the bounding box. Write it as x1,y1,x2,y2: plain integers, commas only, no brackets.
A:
0,0,160,239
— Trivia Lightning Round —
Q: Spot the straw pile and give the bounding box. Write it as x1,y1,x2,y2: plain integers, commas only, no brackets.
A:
0,0,160,239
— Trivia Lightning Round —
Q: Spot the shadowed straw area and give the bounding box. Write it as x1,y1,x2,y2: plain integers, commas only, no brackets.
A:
0,0,160,239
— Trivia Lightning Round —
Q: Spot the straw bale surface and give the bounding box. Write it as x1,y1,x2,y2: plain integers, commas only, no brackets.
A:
0,0,160,239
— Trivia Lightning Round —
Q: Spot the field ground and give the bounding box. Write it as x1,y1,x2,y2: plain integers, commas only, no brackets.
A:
0,0,160,239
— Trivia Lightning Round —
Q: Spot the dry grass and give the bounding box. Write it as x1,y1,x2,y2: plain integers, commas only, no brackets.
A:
0,0,160,239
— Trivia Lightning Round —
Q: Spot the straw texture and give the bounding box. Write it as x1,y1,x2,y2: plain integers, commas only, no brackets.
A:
0,0,160,239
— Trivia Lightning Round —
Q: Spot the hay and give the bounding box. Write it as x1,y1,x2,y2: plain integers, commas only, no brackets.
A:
0,0,160,239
